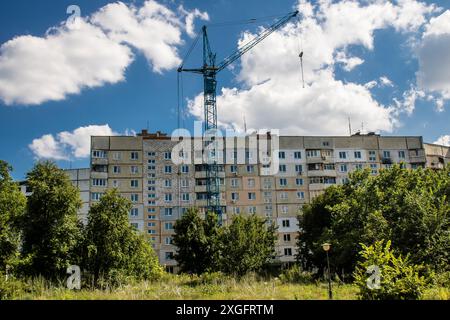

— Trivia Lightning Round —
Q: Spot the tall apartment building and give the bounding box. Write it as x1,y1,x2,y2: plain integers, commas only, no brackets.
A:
89,130,437,272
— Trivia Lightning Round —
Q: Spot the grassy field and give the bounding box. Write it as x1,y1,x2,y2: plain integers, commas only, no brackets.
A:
8,274,450,300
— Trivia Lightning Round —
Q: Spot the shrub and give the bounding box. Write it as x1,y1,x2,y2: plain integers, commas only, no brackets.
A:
353,240,428,300
279,265,315,284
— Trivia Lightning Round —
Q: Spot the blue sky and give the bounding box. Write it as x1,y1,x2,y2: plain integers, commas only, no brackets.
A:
1,0,450,180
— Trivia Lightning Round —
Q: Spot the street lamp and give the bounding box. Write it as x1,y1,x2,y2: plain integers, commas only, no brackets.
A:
322,242,332,299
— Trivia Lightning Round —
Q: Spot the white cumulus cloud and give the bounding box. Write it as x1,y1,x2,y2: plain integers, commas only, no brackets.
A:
434,135,450,146
30,124,119,160
0,0,208,105
188,0,437,135
417,10,450,103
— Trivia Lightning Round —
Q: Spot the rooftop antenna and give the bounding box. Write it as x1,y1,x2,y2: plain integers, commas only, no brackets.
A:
361,122,364,134
348,117,352,136
243,113,248,133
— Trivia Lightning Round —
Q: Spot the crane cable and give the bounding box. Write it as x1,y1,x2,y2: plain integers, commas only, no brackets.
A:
296,15,305,89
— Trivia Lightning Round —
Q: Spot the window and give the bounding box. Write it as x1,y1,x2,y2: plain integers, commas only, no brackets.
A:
279,178,287,186
279,151,286,159
248,178,255,188
113,180,119,188
148,160,156,165
323,141,330,147
370,163,378,174
130,208,139,217
296,178,304,186
263,178,272,189
92,179,107,187
181,179,189,188
282,219,290,228
297,191,305,199
148,215,156,220
283,234,291,242
295,164,303,173
165,237,173,245
246,165,254,173
164,152,172,160
248,206,257,214
131,166,139,174
369,151,376,161
148,165,156,171
182,193,190,202
91,193,103,201
130,180,138,188
355,164,363,170
148,230,156,234
398,151,406,159
165,165,172,174
339,151,347,159
284,248,293,256
113,166,121,174
281,205,288,214
165,194,173,202
147,222,156,227
148,208,156,213
340,164,348,173
92,150,107,159
148,194,156,199
165,252,174,260
280,192,288,200
112,152,121,160
246,151,253,160
279,165,287,173
248,192,256,200
131,194,139,202
147,152,156,157
324,163,335,170
148,200,156,205
383,151,391,158
233,207,241,214
131,152,139,160
181,165,189,173
131,223,139,230
164,208,173,216
294,151,302,159
354,151,362,159
165,222,174,230
148,180,156,185
164,179,172,188
231,178,239,188
306,150,319,158
231,192,239,201
230,165,238,173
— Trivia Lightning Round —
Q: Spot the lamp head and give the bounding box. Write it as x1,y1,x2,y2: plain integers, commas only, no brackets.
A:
322,242,331,252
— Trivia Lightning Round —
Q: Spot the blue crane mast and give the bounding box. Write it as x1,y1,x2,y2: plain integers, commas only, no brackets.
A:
178,10,299,221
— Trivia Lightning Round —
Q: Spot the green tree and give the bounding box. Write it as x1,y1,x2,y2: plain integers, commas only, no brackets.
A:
83,189,162,285
21,161,83,278
173,208,222,274
0,161,26,273
220,214,277,276
297,165,450,277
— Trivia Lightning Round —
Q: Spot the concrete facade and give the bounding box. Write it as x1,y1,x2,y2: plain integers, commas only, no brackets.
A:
88,131,434,271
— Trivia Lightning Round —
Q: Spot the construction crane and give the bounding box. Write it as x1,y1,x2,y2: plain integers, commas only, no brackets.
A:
178,10,299,221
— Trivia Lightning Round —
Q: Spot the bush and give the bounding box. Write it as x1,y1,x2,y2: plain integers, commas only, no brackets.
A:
188,271,228,286
0,273,26,300
279,265,315,284
353,240,428,300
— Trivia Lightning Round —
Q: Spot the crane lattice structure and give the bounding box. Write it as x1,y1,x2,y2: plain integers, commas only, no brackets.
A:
178,10,299,221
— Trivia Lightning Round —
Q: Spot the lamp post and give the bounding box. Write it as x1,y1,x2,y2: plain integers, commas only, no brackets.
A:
322,242,332,300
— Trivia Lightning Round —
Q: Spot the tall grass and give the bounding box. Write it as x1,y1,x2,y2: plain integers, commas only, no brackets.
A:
2,273,449,300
